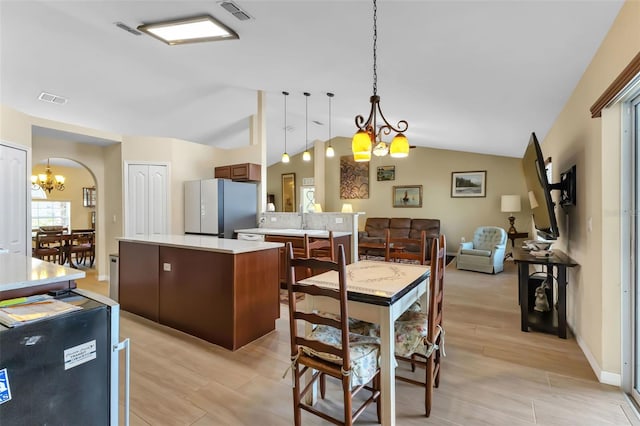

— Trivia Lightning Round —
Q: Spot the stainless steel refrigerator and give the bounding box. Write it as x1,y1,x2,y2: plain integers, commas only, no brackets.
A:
184,178,258,238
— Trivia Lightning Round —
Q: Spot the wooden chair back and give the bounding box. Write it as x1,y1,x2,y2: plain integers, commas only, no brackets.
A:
303,231,335,261
430,234,446,388
384,228,427,264
33,232,63,263
286,242,351,372
70,229,96,266
285,242,381,425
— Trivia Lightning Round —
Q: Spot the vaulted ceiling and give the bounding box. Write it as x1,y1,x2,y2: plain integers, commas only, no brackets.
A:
0,1,624,165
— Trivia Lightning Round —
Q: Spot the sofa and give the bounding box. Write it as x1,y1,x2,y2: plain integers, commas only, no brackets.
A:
358,217,441,260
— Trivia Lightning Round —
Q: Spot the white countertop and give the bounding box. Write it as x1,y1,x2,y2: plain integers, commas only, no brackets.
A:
0,253,86,293
118,234,283,253
235,228,351,238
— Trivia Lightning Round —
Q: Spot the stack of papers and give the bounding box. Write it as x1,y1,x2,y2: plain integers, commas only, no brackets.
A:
0,295,81,327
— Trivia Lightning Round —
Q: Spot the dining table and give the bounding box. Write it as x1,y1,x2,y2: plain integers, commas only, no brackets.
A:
32,232,78,268
298,260,430,426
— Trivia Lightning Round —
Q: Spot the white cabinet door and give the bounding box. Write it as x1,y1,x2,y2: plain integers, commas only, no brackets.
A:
0,143,28,255
126,164,168,237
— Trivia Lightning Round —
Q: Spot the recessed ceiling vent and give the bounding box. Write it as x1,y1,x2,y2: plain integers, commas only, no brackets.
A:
38,92,67,105
115,22,142,36
219,1,253,21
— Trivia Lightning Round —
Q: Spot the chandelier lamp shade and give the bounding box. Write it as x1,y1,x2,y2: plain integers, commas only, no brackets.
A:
352,0,409,162
302,92,311,162
325,92,335,158
31,158,65,193
281,91,290,164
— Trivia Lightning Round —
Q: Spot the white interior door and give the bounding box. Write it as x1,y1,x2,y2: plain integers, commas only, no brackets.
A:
0,143,28,254
126,163,168,237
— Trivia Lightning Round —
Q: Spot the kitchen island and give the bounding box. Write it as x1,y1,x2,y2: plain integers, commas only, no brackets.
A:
0,253,85,299
118,235,282,351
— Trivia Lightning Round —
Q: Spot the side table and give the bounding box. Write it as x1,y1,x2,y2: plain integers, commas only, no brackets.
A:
513,247,578,338
505,231,528,259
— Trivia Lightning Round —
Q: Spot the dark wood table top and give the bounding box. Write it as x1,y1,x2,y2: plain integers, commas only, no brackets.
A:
513,246,578,266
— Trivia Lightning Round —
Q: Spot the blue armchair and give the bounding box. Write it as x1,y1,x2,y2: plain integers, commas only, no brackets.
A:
456,227,507,274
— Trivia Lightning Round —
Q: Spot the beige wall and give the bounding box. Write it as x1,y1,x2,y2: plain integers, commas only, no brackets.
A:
540,0,640,382
31,162,95,230
269,136,531,252
267,151,315,212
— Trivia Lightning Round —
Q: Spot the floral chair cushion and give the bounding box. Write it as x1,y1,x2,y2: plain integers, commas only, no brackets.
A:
303,325,380,387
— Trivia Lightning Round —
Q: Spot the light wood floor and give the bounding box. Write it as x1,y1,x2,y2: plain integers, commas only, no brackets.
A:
77,261,638,425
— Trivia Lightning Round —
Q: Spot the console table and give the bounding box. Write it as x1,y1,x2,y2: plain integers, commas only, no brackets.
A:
505,231,528,259
513,247,578,338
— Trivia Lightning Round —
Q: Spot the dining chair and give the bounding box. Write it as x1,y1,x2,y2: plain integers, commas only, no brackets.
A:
384,229,427,264
33,231,64,264
70,229,95,267
393,233,446,416
304,231,335,261
285,242,382,426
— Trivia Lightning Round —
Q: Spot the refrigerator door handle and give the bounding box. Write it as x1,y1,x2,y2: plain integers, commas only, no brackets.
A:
113,338,131,426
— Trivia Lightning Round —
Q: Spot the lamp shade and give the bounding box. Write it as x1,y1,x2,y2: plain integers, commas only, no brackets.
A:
501,195,521,213
528,191,539,209
266,202,276,212
389,133,409,158
341,203,353,213
314,203,323,213
352,130,372,162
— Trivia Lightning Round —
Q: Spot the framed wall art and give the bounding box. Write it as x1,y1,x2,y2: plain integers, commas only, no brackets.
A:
393,185,422,208
451,171,486,198
376,165,395,181
340,155,369,199
281,173,296,212
83,187,96,207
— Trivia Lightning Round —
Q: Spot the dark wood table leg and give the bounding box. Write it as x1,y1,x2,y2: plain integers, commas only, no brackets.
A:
518,262,529,331
557,265,567,338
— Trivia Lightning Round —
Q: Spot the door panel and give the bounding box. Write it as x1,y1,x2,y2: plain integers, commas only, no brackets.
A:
126,164,168,237
0,143,28,254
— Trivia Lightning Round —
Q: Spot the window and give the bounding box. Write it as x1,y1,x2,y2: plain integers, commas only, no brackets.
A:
32,201,71,230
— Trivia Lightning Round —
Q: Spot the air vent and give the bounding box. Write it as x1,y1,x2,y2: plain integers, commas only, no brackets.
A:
115,21,142,36
38,92,67,105
219,1,253,21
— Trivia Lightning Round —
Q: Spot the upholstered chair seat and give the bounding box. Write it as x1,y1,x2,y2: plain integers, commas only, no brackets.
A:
456,226,507,274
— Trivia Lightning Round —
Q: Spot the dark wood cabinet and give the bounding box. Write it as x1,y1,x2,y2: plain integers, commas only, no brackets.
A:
118,241,279,350
214,163,261,182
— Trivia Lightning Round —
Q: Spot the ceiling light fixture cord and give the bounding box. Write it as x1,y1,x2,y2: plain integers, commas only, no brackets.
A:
305,92,309,150
372,0,377,97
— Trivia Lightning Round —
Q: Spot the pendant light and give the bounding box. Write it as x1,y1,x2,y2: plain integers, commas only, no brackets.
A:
302,92,311,162
352,0,409,162
325,93,335,158
281,91,290,163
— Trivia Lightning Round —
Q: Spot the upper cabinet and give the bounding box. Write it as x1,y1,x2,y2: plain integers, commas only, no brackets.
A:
214,163,261,182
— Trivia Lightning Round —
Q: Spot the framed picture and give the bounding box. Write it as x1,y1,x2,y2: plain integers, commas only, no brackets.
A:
393,185,422,208
377,165,395,181
451,171,486,198
83,187,96,207
281,173,296,212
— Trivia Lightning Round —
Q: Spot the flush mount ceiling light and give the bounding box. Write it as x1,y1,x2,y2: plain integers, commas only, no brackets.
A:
137,15,238,45
352,0,409,162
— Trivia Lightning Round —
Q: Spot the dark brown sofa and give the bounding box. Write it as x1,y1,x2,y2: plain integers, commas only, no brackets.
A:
358,217,441,260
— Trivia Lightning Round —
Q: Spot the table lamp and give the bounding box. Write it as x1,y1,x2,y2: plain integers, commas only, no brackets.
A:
501,195,521,234
341,203,353,213
266,202,276,212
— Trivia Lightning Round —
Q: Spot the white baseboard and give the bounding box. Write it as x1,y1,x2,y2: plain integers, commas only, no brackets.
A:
98,274,108,282
576,332,621,386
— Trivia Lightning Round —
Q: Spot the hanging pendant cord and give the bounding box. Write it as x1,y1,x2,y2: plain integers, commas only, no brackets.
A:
305,93,309,150
372,0,377,97
283,91,288,152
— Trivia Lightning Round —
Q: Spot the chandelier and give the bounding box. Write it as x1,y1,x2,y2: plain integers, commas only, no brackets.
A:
352,0,409,162
31,158,65,193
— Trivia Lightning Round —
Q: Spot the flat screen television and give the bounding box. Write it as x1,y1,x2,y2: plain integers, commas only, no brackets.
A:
522,132,559,240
